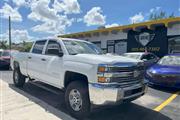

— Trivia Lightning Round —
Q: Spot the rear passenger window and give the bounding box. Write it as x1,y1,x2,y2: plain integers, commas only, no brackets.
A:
45,40,62,56
32,40,46,54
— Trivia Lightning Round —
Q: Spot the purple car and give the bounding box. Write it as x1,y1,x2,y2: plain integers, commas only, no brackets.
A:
145,54,180,89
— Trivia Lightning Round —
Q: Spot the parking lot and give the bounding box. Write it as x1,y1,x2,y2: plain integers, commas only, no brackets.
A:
0,69,180,120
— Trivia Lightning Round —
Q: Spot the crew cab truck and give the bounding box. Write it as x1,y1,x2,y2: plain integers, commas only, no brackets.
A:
11,38,147,118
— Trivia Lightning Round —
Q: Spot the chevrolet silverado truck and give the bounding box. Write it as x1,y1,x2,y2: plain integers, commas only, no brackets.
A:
11,38,147,118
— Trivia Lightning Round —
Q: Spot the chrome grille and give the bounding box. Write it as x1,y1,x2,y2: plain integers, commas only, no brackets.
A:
110,74,143,85
109,65,144,86
109,66,144,72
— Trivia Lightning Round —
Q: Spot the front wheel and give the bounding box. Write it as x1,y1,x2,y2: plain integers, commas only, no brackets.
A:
13,68,26,87
65,81,90,118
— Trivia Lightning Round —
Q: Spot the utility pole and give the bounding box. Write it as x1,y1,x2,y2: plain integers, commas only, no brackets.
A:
9,16,11,50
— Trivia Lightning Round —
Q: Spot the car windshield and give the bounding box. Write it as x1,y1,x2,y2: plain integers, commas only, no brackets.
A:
2,51,10,56
63,40,103,55
122,54,141,60
158,55,180,66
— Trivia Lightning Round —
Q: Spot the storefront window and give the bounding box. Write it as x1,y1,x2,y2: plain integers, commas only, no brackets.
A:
92,41,101,49
168,36,180,53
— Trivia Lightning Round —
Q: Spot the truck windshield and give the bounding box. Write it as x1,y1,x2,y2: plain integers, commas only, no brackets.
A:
63,40,103,55
158,55,180,66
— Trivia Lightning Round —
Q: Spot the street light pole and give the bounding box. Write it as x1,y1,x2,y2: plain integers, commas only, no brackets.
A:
9,16,11,50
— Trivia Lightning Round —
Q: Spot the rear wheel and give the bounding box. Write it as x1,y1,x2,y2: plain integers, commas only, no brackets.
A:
65,81,90,118
13,67,26,87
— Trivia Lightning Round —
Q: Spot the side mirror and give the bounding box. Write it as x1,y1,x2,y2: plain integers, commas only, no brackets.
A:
58,51,64,57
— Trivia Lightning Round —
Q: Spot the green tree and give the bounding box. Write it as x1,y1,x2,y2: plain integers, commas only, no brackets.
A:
23,42,33,52
11,41,33,52
16,42,33,52
149,11,175,20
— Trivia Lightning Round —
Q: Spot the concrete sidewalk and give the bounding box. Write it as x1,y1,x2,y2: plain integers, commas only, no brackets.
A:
0,79,75,120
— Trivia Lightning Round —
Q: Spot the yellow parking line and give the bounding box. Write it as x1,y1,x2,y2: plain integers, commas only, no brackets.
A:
154,91,180,112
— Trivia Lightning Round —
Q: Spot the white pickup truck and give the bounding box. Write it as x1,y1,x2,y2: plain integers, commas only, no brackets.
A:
11,38,147,118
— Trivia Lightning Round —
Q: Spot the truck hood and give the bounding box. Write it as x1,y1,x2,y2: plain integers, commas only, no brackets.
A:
64,54,142,65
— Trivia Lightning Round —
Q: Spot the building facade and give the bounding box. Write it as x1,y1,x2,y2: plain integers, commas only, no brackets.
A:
59,17,180,57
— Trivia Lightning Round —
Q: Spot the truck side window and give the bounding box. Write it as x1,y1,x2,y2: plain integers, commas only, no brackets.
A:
45,40,62,56
32,40,46,54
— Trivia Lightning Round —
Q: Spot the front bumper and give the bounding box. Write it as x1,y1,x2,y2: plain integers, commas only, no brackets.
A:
88,82,147,105
145,77,180,89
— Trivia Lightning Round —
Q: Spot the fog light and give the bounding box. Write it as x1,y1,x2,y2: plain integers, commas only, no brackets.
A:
98,77,110,83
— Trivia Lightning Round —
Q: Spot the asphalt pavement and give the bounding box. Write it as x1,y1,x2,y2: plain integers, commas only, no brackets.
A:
0,70,180,120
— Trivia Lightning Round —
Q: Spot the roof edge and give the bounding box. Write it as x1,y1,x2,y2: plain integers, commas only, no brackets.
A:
58,17,180,38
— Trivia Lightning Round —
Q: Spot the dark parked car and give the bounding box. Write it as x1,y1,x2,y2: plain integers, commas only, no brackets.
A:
122,52,159,68
145,54,180,89
0,50,19,69
0,50,11,69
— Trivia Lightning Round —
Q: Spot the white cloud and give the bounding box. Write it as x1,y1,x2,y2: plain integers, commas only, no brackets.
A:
150,6,161,13
28,0,73,34
28,0,58,22
0,29,32,43
129,12,144,23
105,23,119,28
31,16,72,34
53,0,81,14
84,7,106,26
0,3,22,22
12,0,28,7
76,18,83,22
179,8,180,12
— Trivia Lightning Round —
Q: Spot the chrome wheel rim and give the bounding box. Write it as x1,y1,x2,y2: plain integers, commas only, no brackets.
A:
14,71,19,83
69,89,82,111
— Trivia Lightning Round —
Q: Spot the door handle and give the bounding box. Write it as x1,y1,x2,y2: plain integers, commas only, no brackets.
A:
41,58,46,61
28,56,32,59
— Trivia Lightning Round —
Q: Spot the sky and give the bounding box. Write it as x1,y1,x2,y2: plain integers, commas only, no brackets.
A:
0,0,180,43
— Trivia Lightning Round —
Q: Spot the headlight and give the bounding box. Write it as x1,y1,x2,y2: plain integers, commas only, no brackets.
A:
98,64,108,72
97,64,110,83
98,66,106,72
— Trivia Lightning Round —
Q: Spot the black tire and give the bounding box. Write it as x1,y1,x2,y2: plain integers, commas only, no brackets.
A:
13,67,26,87
65,81,90,118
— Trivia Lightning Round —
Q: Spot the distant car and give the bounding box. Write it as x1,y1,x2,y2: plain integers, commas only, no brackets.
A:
0,50,18,69
122,52,159,68
145,54,180,89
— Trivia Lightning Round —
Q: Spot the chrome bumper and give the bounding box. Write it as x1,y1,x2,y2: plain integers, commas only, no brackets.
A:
88,82,148,105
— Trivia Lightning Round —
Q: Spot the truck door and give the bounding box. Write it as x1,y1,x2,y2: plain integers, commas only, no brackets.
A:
27,40,47,80
42,40,64,88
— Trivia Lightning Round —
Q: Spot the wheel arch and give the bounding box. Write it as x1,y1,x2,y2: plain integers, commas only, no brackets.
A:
64,71,88,88
13,61,20,69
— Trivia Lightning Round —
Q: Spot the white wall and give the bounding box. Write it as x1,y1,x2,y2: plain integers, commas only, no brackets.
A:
80,31,127,48
167,23,180,36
